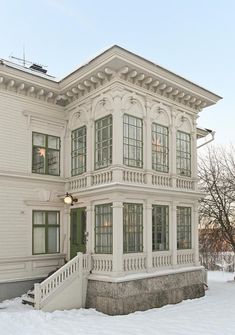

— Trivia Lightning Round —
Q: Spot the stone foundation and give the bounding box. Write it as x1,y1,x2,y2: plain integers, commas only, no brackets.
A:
86,268,205,315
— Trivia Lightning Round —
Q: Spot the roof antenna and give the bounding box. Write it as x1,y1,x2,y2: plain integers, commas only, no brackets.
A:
9,46,48,74
9,45,30,67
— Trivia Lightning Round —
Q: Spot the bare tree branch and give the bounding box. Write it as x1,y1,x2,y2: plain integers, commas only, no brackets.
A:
199,145,235,253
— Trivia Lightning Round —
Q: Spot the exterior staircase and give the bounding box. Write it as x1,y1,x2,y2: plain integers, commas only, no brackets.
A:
22,253,91,312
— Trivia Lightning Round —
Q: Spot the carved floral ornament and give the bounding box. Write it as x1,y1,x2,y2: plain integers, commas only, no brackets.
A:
149,103,171,126
0,61,210,110
68,107,89,130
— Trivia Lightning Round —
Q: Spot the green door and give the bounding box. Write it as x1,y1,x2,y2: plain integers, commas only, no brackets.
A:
70,207,86,258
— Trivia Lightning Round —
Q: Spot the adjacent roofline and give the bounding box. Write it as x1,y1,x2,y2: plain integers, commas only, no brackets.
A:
0,59,57,82
60,45,222,100
197,127,212,139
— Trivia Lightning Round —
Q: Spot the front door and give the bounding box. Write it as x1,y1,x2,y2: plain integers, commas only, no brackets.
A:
70,207,86,258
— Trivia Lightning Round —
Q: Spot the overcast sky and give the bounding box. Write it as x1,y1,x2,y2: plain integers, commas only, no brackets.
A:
0,0,234,145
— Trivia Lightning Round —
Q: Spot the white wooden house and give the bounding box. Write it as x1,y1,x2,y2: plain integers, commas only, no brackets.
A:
0,46,221,314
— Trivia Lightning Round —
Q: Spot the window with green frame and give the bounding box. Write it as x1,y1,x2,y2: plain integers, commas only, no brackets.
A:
95,115,112,170
177,206,191,249
33,211,60,254
32,132,60,176
152,123,169,173
95,204,112,254
123,203,143,253
176,131,191,177
71,126,86,176
152,205,169,251
123,114,143,168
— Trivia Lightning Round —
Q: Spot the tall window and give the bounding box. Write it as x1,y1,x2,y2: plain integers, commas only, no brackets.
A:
95,115,112,170
152,205,169,251
176,131,191,177
32,132,60,176
71,126,86,176
95,204,112,254
123,203,143,253
123,114,143,168
177,207,191,249
152,123,169,173
33,211,60,254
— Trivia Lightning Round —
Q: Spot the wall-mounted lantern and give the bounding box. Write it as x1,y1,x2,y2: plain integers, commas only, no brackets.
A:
63,192,78,206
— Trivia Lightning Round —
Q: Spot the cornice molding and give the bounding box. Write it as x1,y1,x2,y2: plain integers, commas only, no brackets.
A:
0,73,63,105
0,48,221,111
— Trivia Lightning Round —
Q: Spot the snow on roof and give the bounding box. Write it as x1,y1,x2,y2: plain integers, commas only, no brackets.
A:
0,58,57,82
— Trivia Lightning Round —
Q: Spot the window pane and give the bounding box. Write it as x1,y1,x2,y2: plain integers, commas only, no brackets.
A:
48,136,60,149
33,133,46,146
123,115,143,168
176,131,191,177
32,133,60,176
71,126,86,175
48,212,59,225
33,227,45,254
32,147,46,173
95,204,112,254
152,124,169,173
48,227,59,253
95,115,112,170
177,207,191,249
34,211,46,225
152,205,169,251
47,150,60,175
33,211,60,255
123,203,143,253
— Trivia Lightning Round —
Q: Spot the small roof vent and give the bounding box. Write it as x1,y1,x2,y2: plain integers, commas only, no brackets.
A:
29,63,47,74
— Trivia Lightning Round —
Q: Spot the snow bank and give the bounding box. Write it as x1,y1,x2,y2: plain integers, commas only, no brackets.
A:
0,271,235,335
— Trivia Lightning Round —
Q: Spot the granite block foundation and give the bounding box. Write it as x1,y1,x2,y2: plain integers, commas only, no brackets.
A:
86,269,205,315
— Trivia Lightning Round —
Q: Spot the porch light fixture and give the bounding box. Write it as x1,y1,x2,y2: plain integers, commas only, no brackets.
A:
63,192,78,206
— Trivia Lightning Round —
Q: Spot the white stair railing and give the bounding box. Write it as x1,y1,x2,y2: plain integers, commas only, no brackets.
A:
34,252,91,311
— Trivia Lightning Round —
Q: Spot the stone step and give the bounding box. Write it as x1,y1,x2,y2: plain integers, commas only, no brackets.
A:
28,291,35,299
22,296,35,307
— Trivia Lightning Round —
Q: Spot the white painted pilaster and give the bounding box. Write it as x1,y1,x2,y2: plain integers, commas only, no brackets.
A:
112,91,123,182
62,123,69,179
86,117,94,186
112,92,123,166
63,206,70,260
193,202,200,266
170,108,177,187
112,201,123,276
145,100,152,185
86,205,94,254
171,202,178,266
145,202,153,271
191,127,198,190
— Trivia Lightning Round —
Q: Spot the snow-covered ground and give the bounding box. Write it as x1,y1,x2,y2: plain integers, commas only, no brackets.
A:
0,271,235,335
